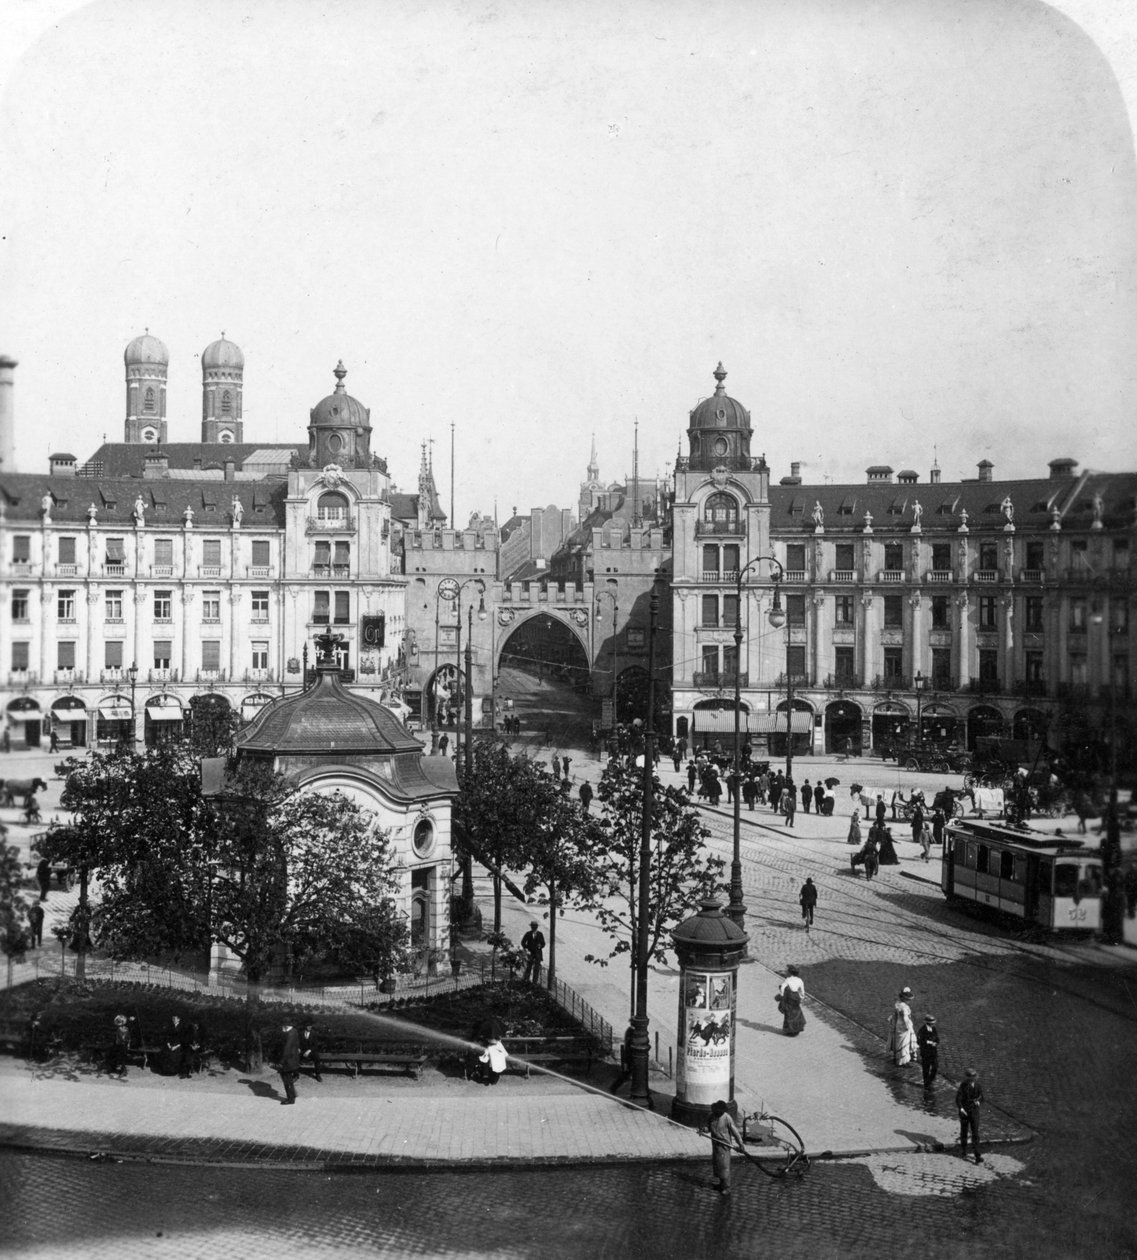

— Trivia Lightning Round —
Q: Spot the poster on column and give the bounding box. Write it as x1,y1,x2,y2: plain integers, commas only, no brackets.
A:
675,970,733,1103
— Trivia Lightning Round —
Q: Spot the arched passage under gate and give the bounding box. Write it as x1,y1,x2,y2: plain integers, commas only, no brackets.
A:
499,613,591,691
967,704,1005,750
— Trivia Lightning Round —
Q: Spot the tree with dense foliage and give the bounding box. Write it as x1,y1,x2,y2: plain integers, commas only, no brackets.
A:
581,761,724,1009
455,738,548,933
47,746,405,1065
186,695,242,759
514,765,601,989
0,836,28,987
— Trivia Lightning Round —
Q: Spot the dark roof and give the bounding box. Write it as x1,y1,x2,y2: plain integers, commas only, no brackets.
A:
79,442,300,479
0,472,288,527
236,664,423,756
768,471,1137,531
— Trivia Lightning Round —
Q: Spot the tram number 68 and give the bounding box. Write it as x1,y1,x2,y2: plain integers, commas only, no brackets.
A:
1067,906,1087,922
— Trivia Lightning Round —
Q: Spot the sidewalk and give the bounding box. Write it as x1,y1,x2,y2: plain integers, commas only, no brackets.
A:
0,744,1098,1168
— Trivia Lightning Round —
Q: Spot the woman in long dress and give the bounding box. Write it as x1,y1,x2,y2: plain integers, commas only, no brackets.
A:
887,986,917,1065
847,810,862,846
778,965,807,1036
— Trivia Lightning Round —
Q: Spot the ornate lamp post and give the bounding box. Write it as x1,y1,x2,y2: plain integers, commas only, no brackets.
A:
595,591,619,751
914,670,926,746
727,557,786,934
128,660,139,747
453,578,487,924
629,578,662,1107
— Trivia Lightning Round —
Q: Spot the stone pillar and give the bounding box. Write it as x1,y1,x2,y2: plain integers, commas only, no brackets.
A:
670,900,749,1127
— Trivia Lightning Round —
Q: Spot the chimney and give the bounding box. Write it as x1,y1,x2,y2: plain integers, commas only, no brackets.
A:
1048,458,1078,479
0,355,16,472
49,452,77,478
977,460,993,483
143,451,170,479
223,456,236,482
897,469,919,485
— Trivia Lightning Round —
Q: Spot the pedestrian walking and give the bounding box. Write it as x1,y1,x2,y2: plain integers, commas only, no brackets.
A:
932,807,946,849
672,748,682,773
702,1099,745,1195
726,770,740,805
521,920,545,984
49,728,59,754
919,822,933,862
770,778,783,814
27,902,44,947
35,858,51,902
813,782,824,814
742,774,757,811
956,1067,985,1163
799,878,817,931
777,965,807,1036
437,732,449,757
911,802,925,845
687,761,697,793
578,780,593,811
875,795,887,827
299,1020,322,1081
916,1014,939,1092
277,1020,300,1104
800,779,811,813
677,735,688,760
847,810,862,846
887,986,918,1067
551,754,561,780
561,754,572,780
783,785,796,827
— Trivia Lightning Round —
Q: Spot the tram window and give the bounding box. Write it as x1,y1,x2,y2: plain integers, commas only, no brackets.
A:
1081,865,1102,896
976,845,990,875
1053,865,1078,898
1000,851,1015,880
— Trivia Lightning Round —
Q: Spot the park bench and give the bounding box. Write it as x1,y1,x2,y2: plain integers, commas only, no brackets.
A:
502,1034,600,1078
318,1044,429,1079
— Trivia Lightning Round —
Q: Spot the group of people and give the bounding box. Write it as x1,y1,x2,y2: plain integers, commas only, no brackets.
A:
888,985,986,1164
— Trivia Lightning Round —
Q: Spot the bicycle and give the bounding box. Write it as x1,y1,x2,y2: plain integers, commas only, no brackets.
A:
740,1108,811,1178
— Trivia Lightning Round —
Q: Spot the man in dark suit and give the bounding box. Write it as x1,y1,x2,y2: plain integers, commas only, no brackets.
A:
956,1067,985,1163
278,1020,300,1104
916,1014,940,1092
298,1021,322,1081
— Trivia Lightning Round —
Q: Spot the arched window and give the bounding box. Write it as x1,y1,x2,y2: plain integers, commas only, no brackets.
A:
220,391,232,415
143,386,156,415
703,492,739,527
317,491,349,520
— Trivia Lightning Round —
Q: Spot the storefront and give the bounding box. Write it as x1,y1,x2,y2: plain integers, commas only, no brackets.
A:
4,697,42,749
50,696,89,748
145,695,185,744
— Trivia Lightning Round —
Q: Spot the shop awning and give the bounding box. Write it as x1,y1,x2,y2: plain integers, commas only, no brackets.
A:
146,699,184,721
692,709,739,732
99,703,133,721
748,712,813,734
240,695,274,719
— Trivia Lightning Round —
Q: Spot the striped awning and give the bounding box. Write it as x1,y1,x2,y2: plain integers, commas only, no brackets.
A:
146,698,184,721
99,703,132,721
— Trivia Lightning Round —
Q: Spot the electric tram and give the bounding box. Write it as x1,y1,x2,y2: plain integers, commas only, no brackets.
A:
941,818,1103,932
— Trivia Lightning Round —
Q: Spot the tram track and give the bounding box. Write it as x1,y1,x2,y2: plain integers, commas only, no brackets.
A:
698,808,1137,1025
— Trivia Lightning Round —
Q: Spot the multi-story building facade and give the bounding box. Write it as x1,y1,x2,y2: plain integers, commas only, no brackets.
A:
0,338,407,749
671,364,1135,766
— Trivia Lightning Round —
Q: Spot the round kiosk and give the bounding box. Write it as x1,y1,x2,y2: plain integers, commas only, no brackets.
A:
670,899,749,1127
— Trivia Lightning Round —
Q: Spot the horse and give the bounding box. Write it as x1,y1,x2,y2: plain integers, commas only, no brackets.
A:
0,777,47,808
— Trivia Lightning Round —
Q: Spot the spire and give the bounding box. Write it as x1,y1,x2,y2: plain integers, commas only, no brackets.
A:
587,432,599,482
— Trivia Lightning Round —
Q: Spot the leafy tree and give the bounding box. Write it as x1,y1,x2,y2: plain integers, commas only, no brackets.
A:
0,838,29,988
326,903,410,990
515,765,601,989
455,738,547,933
581,761,724,1011
186,695,241,759
50,747,405,1066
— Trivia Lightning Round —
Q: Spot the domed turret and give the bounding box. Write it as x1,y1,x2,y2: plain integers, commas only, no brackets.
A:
124,331,169,367
201,332,244,444
124,330,169,444
686,362,754,472
306,361,372,468
202,335,245,370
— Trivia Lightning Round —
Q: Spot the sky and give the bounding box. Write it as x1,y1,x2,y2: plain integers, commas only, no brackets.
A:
2,0,1137,525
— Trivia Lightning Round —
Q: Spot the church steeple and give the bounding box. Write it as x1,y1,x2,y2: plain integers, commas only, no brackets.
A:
579,434,604,521
587,432,599,482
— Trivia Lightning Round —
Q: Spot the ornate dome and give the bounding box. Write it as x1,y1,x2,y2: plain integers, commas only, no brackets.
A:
124,331,169,367
202,334,244,370
310,360,370,429
237,664,420,756
688,362,751,430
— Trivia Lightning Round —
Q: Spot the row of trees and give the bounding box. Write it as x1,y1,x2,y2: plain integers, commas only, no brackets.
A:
456,739,724,999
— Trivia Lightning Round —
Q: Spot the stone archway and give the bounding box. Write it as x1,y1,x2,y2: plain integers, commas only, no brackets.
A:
825,700,862,755
1013,708,1049,743
966,704,1005,750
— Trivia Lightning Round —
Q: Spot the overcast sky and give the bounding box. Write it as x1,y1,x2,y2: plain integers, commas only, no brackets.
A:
2,0,1136,524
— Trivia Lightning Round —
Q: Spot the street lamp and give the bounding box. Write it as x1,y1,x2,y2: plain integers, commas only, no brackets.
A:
629,578,662,1107
127,660,139,747
727,556,786,933
453,578,487,924
595,591,619,755
914,671,926,747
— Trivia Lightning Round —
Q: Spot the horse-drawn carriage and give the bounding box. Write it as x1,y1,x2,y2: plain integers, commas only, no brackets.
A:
0,776,47,820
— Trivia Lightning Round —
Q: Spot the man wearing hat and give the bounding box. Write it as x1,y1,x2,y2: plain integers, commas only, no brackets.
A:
521,920,545,984
955,1068,985,1164
108,1014,131,1079
915,1014,940,1091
